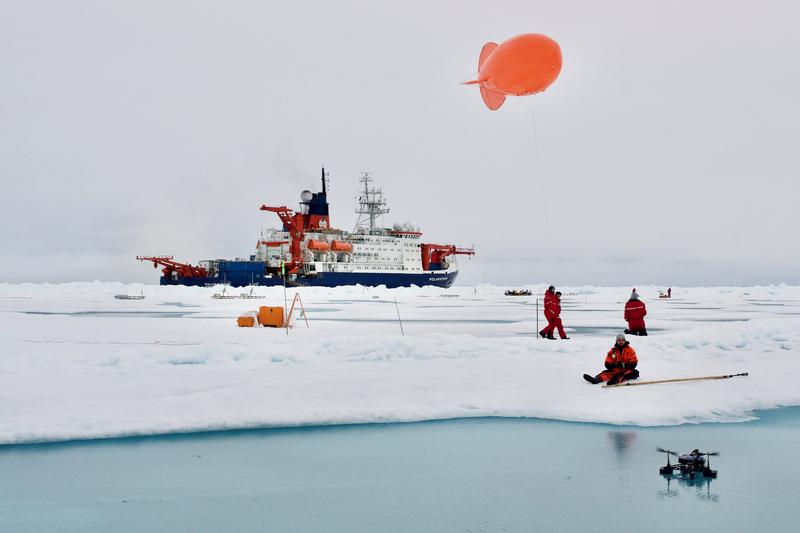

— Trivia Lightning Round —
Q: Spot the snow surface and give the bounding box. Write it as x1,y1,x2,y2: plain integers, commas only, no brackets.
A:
1,282,799,444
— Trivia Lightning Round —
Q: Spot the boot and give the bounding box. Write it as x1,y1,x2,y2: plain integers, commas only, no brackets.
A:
583,374,601,384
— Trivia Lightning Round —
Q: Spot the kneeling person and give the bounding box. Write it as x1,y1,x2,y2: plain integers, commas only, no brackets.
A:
583,334,639,385
624,289,648,336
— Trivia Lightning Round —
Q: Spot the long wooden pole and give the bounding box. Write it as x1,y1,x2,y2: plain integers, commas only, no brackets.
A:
603,372,748,388
282,265,288,336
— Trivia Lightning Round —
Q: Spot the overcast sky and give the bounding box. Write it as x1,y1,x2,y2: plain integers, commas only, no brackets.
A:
2,0,798,286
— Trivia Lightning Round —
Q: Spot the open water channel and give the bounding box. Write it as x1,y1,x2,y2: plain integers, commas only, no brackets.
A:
1,408,798,532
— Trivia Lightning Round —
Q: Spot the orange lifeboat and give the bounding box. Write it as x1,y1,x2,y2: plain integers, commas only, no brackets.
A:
330,240,353,253
306,239,330,252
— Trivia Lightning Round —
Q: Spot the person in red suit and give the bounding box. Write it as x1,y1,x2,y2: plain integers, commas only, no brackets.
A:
624,289,648,336
543,285,555,306
539,286,555,338
540,290,568,339
584,334,639,384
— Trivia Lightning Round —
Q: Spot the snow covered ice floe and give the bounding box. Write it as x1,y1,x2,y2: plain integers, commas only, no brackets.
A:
1,282,799,444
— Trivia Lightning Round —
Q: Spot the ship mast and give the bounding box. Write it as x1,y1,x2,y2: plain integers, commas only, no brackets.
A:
354,172,389,234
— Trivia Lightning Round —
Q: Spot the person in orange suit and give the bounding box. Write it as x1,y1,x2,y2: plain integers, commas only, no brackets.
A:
584,334,639,384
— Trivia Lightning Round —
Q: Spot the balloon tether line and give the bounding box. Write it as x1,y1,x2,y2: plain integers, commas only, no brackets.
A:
528,97,552,248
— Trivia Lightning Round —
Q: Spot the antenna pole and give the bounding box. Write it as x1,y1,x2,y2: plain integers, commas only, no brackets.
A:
394,297,405,336
354,172,389,233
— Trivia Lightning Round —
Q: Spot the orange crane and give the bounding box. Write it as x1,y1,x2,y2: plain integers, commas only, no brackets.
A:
420,244,475,271
136,256,208,279
259,205,305,274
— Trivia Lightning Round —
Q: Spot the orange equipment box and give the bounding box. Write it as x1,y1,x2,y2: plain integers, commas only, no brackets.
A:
237,315,255,327
257,306,284,327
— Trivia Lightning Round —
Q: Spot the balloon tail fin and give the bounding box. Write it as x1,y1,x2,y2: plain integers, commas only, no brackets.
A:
462,42,497,86
467,41,503,109
479,42,497,69
480,86,506,110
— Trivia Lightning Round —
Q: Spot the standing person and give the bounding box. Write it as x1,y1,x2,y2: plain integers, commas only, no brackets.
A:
543,285,555,306
539,285,556,338
624,288,648,336
583,334,639,384
541,290,569,339
667,287,672,298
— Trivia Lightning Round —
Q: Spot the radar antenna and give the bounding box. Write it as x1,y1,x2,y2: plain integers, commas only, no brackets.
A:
354,172,389,233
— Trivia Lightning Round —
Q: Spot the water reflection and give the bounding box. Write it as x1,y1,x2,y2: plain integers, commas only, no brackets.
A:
608,431,637,457
659,475,719,502
658,476,679,498
608,432,638,487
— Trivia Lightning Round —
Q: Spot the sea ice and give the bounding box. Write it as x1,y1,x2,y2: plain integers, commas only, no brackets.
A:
1,282,799,444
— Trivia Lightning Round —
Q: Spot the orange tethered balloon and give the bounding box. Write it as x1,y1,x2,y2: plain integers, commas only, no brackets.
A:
464,33,562,110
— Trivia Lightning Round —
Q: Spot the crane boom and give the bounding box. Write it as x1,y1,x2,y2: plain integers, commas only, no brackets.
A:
420,244,475,271
136,256,208,278
259,205,304,274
